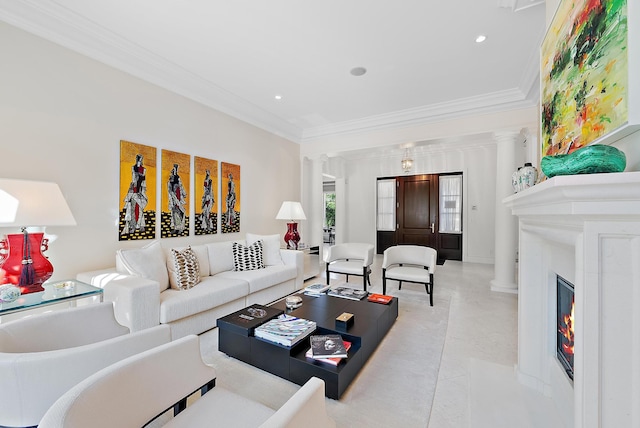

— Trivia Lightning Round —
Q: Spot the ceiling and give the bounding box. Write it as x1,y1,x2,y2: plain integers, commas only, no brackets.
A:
0,0,547,144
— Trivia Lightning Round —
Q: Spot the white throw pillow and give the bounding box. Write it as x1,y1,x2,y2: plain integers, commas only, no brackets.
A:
246,233,283,266
116,241,169,292
232,241,265,271
168,247,200,290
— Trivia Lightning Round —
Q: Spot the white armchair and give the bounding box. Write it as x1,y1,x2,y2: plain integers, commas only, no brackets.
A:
0,303,171,428
382,245,437,306
39,335,336,428
324,243,374,290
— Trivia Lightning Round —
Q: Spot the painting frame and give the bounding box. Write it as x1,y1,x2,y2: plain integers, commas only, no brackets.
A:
540,0,639,158
161,149,190,238
119,140,157,241
221,162,240,234
194,156,218,235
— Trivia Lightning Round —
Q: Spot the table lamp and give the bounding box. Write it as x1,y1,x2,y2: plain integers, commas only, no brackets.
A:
275,201,306,250
0,179,76,294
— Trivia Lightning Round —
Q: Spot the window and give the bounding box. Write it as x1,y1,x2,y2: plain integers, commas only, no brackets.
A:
439,175,462,233
377,179,396,231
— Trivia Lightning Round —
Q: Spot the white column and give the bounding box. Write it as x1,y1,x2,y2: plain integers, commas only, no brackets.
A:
490,131,521,293
301,156,324,248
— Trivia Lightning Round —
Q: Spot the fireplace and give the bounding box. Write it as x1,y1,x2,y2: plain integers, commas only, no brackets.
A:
556,275,574,381
504,171,640,428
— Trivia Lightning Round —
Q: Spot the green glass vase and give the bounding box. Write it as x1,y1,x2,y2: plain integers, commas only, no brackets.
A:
541,144,626,178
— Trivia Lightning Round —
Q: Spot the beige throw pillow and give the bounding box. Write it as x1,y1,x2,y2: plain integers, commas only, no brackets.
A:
169,247,201,290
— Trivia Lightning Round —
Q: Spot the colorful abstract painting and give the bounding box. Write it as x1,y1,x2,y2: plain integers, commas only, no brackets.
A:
541,0,628,156
119,140,157,241
221,162,240,234
161,150,190,238
194,156,218,235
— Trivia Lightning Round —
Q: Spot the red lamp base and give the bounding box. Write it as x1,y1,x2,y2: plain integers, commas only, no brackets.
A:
0,232,52,294
284,222,300,250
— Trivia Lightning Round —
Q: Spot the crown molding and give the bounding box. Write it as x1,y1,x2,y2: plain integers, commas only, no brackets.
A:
0,0,304,142
300,88,537,143
0,0,541,145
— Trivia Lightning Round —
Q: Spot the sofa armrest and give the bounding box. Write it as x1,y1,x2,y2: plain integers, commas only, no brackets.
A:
280,249,304,290
77,269,160,332
259,377,336,428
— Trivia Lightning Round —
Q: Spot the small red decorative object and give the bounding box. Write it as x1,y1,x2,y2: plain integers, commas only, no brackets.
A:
0,231,52,294
284,222,300,250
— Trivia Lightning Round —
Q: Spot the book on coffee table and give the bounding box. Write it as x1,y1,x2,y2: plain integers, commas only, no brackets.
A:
254,314,316,347
327,286,368,301
309,334,348,359
367,293,393,304
305,339,352,365
304,283,331,296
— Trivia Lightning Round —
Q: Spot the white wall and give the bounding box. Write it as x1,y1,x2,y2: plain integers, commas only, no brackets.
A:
0,22,300,281
337,141,498,263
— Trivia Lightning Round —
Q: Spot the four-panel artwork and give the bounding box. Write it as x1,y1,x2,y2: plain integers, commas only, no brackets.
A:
119,140,240,241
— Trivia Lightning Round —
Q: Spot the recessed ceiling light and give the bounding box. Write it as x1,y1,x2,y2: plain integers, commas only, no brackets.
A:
475,35,487,43
350,67,367,77
274,94,282,100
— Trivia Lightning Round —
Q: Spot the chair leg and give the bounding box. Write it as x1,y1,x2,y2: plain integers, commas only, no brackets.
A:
382,269,387,295
398,281,402,290
325,265,330,285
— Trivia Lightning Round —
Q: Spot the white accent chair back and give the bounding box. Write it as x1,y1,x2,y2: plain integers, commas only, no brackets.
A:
39,335,336,428
382,245,437,306
324,243,374,290
0,303,171,428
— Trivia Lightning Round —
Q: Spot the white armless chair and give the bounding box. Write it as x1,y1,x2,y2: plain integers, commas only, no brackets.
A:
39,335,336,428
0,302,171,428
324,243,374,290
382,245,437,306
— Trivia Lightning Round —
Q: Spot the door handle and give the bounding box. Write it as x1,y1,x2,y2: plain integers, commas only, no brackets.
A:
430,223,435,234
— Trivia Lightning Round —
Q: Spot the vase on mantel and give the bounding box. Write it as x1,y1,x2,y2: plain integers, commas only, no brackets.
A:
512,163,538,193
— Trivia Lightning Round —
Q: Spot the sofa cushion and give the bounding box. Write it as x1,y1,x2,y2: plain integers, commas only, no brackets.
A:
168,247,200,290
246,233,283,266
232,241,264,271
159,276,249,323
116,241,169,292
216,264,297,294
206,241,236,275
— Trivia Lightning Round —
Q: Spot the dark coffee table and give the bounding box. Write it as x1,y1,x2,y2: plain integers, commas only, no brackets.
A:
217,293,398,399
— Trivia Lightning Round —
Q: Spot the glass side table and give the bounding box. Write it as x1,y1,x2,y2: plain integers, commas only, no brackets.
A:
0,279,103,316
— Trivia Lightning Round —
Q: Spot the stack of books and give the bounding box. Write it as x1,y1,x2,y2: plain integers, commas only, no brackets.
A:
253,314,316,347
304,283,331,296
327,286,368,301
305,334,350,366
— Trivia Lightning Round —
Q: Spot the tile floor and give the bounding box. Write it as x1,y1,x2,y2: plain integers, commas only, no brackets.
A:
201,253,562,427
319,254,562,427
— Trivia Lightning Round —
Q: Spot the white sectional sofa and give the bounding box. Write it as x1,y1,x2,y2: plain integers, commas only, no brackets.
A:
77,234,303,339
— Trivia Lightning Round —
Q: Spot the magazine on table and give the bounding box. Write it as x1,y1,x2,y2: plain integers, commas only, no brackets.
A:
327,286,368,301
306,339,352,366
309,334,348,359
304,283,331,296
254,314,316,347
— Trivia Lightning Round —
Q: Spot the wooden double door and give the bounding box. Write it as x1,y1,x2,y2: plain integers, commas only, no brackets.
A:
377,174,462,262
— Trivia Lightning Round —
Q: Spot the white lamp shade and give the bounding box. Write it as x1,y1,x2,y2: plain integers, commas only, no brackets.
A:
0,190,19,223
275,201,306,221
0,179,76,227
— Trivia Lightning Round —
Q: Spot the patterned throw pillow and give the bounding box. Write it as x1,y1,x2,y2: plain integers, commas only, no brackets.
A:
170,246,200,290
232,241,265,271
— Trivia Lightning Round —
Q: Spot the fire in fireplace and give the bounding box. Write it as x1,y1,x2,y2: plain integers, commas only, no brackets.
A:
557,275,574,380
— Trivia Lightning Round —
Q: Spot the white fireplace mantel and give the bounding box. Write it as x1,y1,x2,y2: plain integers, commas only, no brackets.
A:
504,171,640,428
